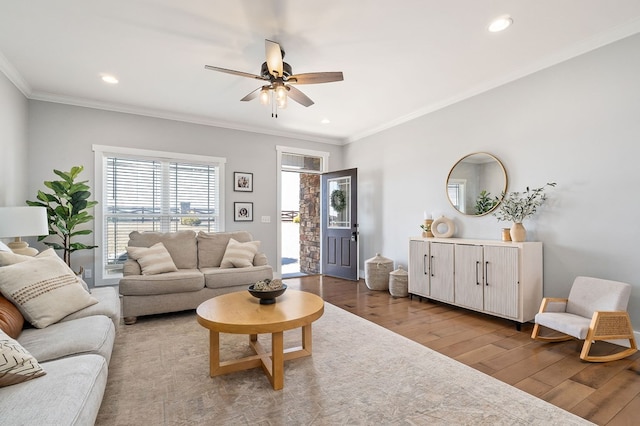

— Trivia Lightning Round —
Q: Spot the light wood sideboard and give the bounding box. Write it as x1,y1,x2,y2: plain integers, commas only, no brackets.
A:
408,237,543,326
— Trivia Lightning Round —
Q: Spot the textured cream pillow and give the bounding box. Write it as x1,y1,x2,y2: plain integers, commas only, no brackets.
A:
0,329,46,387
0,249,90,292
127,242,178,275
0,256,98,328
220,238,260,268
0,250,33,267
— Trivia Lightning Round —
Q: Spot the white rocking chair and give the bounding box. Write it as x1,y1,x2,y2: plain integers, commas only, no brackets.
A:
531,276,637,362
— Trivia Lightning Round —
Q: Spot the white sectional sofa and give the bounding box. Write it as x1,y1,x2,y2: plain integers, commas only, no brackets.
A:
0,286,120,425
119,230,273,324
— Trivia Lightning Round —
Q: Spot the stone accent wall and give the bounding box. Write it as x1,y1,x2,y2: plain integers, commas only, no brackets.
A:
299,173,320,274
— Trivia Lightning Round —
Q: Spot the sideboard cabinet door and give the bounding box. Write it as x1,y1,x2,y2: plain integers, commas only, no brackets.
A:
454,244,484,311
429,242,454,303
483,246,519,319
408,240,429,297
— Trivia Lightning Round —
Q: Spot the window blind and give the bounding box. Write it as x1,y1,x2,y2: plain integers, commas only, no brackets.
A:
104,156,220,272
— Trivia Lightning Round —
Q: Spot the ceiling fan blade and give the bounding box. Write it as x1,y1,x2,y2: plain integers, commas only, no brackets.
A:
286,85,314,107
240,87,261,102
204,65,267,81
265,39,283,77
288,72,344,85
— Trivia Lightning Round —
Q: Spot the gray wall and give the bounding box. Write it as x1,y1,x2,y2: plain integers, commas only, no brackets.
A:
344,33,640,330
26,101,343,284
0,72,28,207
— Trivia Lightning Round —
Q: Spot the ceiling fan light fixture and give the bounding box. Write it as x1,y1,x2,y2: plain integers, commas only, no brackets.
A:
277,93,288,109
259,87,271,105
488,15,513,32
275,85,287,101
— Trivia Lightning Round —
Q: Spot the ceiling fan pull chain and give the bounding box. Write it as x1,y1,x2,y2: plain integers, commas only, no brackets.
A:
272,95,278,118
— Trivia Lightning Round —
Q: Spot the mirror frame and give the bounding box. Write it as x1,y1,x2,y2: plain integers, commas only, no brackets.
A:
446,152,508,217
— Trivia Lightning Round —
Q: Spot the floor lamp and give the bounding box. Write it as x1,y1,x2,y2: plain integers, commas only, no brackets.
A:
0,206,49,256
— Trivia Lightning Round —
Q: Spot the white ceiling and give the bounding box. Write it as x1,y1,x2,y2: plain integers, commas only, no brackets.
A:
2,1,640,145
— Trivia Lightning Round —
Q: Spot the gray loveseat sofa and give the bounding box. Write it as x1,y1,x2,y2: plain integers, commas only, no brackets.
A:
119,230,273,324
0,286,120,425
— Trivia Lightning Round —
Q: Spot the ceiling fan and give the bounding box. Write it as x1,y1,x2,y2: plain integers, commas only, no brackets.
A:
205,39,343,116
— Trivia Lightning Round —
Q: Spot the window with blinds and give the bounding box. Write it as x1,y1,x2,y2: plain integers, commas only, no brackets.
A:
102,155,221,277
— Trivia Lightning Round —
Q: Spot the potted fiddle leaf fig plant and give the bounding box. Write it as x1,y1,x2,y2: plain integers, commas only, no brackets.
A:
493,182,556,242
26,166,98,269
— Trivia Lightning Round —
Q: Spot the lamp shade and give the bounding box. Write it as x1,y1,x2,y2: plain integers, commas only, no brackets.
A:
0,206,49,238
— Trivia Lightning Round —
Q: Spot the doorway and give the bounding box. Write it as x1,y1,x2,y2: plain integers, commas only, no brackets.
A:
276,146,329,278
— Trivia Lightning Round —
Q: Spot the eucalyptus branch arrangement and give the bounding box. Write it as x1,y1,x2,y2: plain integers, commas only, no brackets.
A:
493,182,556,223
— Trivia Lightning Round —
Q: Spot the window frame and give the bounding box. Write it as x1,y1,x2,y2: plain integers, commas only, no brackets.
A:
93,145,226,286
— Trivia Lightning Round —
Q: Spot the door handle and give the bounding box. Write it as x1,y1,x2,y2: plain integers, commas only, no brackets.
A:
351,231,358,242
485,261,489,286
476,261,480,285
430,255,434,277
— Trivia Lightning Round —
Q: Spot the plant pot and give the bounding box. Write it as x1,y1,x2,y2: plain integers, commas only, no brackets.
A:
510,222,526,242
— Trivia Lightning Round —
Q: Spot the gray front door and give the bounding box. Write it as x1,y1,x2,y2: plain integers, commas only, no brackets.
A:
321,168,358,280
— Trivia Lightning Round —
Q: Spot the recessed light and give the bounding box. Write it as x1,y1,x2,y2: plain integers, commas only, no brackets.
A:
488,15,513,33
101,74,119,84
321,118,331,124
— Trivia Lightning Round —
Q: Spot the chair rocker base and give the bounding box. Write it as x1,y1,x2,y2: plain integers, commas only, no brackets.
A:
531,324,574,343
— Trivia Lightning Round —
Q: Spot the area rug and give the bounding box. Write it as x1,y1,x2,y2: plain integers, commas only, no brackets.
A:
96,303,592,425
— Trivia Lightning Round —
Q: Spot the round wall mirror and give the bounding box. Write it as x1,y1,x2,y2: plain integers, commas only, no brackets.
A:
446,152,507,216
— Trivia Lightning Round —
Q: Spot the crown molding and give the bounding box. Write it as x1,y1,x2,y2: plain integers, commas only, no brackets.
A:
29,91,345,146
0,51,31,96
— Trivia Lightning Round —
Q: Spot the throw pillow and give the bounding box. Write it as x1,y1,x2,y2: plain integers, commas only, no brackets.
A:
0,241,11,252
0,250,33,267
0,329,46,387
0,256,98,328
0,295,24,339
126,242,178,275
220,238,260,268
0,249,90,292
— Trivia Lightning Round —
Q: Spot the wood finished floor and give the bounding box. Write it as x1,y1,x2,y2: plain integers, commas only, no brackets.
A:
284,275,640,426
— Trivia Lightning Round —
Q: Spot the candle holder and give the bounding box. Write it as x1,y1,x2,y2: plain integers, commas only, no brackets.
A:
421,219,434,238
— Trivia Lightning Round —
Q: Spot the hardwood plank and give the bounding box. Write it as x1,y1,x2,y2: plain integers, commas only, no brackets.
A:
606,394,640,426
541,379,595,411
531,356,591,387
514,377,553,397
571,358,637,389
454,343,508,365
571,369,640,425
492,349,566,385
439,332,508,358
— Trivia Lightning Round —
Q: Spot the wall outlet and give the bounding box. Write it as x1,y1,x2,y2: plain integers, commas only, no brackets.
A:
84,268,92,279
261,216,271,223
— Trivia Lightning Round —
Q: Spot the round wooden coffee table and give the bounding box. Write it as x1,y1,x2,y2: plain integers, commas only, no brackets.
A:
196,289,324,390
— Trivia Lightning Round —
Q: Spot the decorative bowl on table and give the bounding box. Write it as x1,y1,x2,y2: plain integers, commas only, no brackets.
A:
248,279,287,305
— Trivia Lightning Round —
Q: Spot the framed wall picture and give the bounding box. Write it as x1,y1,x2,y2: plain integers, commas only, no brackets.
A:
234,172,253,192
234,202,253,222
